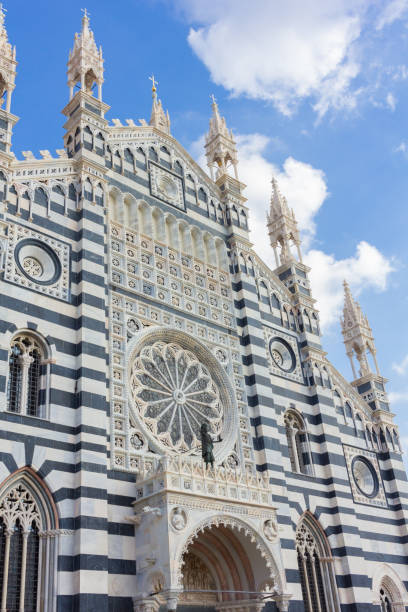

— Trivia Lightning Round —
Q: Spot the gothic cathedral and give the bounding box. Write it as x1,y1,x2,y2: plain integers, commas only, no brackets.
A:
0,10,406,612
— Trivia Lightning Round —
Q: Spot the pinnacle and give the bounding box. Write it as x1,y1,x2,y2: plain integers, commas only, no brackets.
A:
270,176,289,217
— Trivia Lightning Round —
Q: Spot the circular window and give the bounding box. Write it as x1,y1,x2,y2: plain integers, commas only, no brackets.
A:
157,175,178,200
269,337,296,372
128,327,238,460
15,239,61,285
351,456,378,498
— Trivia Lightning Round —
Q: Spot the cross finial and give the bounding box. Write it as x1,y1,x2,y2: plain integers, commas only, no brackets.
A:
81,8,90,21
0,3,7,27
149,74,158,92
210,93,217,105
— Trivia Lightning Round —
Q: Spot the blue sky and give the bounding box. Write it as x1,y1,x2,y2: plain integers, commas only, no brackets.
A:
6,0,408,457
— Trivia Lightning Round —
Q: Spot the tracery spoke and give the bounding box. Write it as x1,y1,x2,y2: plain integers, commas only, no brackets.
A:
131,341,223,453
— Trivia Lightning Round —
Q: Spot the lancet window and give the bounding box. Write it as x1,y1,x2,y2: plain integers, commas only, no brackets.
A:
284,409,313,475
0,474,58,612
7,334,49,418
379,586,393,612
296,514,340,612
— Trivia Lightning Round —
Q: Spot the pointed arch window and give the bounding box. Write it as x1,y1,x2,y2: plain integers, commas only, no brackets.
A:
296,514,340,612
6,334,49,418
284,409,313,475
0,473,58,612
379,586,393,612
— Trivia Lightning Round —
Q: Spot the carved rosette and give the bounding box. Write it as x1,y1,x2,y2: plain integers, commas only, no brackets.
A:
127,327,238,462
131,341,222,453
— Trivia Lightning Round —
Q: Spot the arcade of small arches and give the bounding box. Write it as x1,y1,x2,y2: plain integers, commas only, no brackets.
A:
109,189,229,271
0,171,105,219
231,251,320,336
332,389,401,453
64,123,250,229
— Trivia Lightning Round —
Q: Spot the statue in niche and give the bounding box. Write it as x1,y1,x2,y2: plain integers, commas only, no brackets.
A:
200,422,222,469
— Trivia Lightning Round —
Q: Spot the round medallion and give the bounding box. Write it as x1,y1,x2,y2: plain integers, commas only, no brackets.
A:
269,337,296,372
352,456,378,498
22,256,43,278
128,328,238,459
157,174,178,200
15,238,62,285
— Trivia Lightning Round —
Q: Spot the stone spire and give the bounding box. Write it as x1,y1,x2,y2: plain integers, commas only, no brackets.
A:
205,95,239,181
0,4,16,113
341,281,379,379
67,9,104,101
267,177,302,268
149,75,170,134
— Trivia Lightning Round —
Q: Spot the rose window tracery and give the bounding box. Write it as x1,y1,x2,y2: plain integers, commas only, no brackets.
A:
130,341,223,453
22,256,43,278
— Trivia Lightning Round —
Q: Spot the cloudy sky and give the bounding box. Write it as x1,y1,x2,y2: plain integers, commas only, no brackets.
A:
8,0,408,458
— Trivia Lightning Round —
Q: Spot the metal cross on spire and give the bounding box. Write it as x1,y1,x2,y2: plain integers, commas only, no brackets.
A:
81,7,90,26
210,93,217,105
0,3,7,26
149,74,158,92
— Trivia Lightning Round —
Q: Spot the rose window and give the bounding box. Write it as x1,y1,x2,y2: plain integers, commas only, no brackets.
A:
130,341,223,453
22,256,43,278
271,349,283,367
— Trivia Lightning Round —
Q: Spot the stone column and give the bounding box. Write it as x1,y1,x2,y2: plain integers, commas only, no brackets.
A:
133,595,161,612
19,352,34,414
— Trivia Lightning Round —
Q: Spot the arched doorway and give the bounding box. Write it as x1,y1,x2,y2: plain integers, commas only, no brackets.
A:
372,565,408,612
176,517,288,612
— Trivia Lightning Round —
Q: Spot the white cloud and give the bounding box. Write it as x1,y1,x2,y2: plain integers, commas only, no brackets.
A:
386,91,397,111
191,130,394,331
175,0,408,119
178,0,363,118
394,141,408,154
389,390,408,402
305,243,394,330
392,354,408,375
376,0,408,30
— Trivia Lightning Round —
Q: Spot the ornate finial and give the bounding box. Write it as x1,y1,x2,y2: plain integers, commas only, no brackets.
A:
0,4,6,28
210,93,217,105
149,74,158,94
81,8,90,21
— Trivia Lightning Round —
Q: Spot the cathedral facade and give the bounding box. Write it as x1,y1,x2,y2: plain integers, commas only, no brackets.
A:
0,10,407,612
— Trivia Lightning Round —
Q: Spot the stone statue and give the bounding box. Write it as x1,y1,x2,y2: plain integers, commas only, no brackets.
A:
200,423,222,469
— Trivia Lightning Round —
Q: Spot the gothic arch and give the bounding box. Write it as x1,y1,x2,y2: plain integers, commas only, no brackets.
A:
296,512,340,612
174,514,284,597
372,563,408,611
0,467,59,611
137,200,152,236
108,186,123,223
284,407,313,475
6,329,53,418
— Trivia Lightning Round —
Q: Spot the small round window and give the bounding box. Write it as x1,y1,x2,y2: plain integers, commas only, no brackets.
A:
269,337,296,373
15,239,61,285
351,456,379,498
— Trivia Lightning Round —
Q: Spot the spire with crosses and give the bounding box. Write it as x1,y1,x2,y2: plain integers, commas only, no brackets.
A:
0,3,16,113
0,3,18,155
267,177,302,267
341,281,379,379
149,75,170,134
67,9,104,101
340,281,390,412
205,95,239,181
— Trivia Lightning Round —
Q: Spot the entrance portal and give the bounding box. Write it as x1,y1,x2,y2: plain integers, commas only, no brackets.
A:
178,520,285,612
